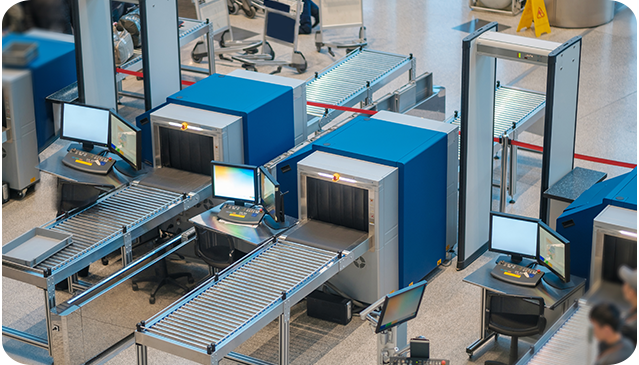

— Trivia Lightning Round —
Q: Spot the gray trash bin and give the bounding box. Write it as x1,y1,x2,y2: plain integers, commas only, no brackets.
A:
545,0,615,28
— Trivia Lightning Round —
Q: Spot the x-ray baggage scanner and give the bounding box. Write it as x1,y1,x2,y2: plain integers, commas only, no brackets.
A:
457,22,581,269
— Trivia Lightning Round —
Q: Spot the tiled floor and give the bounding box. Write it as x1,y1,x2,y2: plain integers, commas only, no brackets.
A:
2,1,637,365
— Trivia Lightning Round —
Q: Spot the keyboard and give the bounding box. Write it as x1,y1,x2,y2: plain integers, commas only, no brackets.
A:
217,203,265,225
490,260,544,287
390,358,449,365
62,148,115,175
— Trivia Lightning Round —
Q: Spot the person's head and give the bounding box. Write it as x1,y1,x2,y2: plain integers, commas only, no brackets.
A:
619,266,637,308
590,303,623,343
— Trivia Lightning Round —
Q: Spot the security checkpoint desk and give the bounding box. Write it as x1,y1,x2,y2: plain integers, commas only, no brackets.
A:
189,204,298,254
463,260,586,358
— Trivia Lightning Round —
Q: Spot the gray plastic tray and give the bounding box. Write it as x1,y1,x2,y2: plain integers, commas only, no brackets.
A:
3,228,73,267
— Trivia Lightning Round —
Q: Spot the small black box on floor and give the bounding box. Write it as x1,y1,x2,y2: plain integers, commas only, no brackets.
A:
410,337,430,358
306,290,352,325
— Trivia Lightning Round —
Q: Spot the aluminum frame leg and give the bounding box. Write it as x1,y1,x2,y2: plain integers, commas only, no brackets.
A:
466,288,496,357
499,135,509,212
44,287,56,356
137,344,148,365
279,312,290,365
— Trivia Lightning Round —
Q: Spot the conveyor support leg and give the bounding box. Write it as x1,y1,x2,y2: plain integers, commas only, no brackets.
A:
279,311,290,365
137,344,148,365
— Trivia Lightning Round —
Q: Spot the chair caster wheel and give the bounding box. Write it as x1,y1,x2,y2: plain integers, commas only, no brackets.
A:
132,283,139,291
102,258,109,265
149,296,156,304
188,277,195,284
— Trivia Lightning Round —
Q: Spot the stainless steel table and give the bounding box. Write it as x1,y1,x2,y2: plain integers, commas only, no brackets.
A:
463,260,586,358
189,204,298,253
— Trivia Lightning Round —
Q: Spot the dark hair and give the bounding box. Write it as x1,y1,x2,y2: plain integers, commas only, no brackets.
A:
590,303,622,332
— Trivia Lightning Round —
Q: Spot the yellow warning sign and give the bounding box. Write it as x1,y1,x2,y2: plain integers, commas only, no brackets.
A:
517,0,551,37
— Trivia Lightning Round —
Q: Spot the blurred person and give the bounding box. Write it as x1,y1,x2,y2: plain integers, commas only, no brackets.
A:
25,0,72,34
589,303,635,365
619,265,637,346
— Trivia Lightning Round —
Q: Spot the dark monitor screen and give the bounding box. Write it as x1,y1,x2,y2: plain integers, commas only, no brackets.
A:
60,103,110,147
260,167,279,218
109,112,141,170
375,281,427,333
537,221,570,282
211,162,258,204
489,212,539,260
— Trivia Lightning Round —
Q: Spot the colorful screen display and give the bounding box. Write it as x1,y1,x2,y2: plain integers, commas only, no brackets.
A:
212,164,257,202
261,172,277,216
538,225,567,279
110,114,138,169
377,282,426,332
490,214,538,258
61,103,109,145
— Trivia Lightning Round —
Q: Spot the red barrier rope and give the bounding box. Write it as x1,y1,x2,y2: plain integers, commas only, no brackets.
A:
113,70,636,170
306,101,378,116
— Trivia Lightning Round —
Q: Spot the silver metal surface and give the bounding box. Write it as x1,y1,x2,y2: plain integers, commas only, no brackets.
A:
517,300,594,365
38,183,182,273
136,237,348,364
306,49,412,125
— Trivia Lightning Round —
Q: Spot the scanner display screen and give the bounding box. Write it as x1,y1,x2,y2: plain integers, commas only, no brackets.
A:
110,114,138,169
212,164,257,202
538,225,567,279
261,172,276,216
377,282,426,333
62,103,109,146
490,214,538,258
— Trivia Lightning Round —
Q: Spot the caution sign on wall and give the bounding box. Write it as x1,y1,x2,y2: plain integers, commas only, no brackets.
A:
517,0,551,37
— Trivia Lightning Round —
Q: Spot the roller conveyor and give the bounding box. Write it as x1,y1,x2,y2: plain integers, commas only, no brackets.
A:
517,300,595,365
136,220,370,364
306,49,414,129
450,85,546,157
38,183,183,272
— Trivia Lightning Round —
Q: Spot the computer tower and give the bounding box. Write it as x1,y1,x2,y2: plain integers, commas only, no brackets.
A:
2,69,40,197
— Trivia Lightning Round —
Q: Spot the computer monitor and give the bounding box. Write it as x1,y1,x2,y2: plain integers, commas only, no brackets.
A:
60,103,110,150
489,212,539,264
259,166,284,223
375,281,427,334
109,112,141,173
537,221,572,289
211,161,259,205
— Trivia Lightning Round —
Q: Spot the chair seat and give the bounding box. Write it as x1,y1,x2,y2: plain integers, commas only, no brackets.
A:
198,245,232,263
488,313,544,337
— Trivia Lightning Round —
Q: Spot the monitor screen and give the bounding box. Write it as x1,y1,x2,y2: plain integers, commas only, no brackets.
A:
110,113,141,170
489,212,539,259
211,162,258,203
376,281,427,333
538,222,570,281
260,168,278,217
61,103,110,146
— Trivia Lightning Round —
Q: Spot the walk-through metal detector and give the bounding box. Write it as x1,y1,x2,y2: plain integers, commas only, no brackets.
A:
71,0,182,110
457,22,581,270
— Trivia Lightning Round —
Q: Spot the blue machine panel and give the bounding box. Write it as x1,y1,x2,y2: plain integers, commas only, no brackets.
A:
3,33,76,152
557,168,637,284
165,74,295,167
277,116,448,287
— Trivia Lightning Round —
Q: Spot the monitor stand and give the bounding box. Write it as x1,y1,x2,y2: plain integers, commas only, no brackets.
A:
495,255,535,267
67,143,104,155
113,159,146,178
542,273,576,290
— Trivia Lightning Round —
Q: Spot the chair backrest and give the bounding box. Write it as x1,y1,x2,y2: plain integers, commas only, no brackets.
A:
193,0,230,36
319,0,364,30
486,292,547,336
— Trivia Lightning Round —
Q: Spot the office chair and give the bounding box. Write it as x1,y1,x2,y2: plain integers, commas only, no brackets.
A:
195,228,247,273
132,233,195,304
484,293,546,365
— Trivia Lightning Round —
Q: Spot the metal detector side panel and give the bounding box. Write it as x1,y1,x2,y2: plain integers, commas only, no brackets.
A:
457,22,498,270
540,37,581,223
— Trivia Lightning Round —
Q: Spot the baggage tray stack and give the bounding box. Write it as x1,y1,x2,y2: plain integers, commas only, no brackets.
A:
306,49,414,132
136,220,370,364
